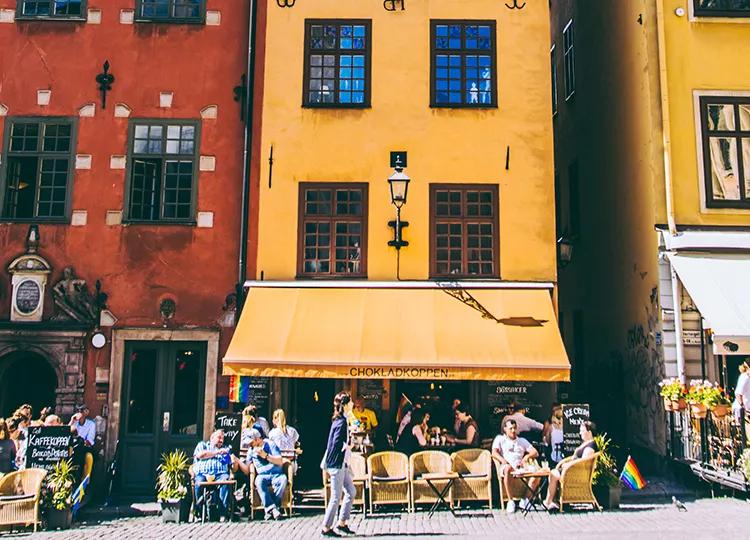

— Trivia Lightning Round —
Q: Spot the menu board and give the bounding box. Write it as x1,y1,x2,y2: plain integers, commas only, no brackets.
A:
215,413,242,456
486,382,538,428
26,426,72,471
562,403,590,456
246,377,271,419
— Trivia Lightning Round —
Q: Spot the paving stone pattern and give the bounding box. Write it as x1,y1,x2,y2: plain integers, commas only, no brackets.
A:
15,498,749,540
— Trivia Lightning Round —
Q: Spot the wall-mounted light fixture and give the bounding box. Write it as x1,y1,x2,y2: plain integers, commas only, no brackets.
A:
387,158,410,251
557,234,575,267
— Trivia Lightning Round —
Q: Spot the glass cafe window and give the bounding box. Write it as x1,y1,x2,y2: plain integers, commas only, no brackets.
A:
431,20,497,108
694,0,750,17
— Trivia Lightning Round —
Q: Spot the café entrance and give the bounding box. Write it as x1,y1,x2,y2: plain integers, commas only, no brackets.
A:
118,341,206,495
0,350,57,417
290,378,336,488
394,381,470,434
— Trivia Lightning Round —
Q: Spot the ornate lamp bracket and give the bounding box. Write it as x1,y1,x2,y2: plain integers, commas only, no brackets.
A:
95,60,115,109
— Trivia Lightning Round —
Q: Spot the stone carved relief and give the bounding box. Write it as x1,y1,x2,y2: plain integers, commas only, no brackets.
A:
51,267,108,323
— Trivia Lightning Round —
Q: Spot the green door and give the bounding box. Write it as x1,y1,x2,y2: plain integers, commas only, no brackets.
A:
119,341,206,496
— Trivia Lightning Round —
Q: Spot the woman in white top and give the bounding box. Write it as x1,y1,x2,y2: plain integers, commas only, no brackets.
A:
733,361,750,421
268,409,301,473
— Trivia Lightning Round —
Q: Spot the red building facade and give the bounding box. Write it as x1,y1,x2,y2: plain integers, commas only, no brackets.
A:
0,0,253,493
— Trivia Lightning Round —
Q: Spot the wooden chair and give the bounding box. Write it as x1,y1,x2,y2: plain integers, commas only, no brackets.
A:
367,451,410,513
323,453,368,516
409,450,452,510
0,468,47,533
248,461,294,520
558,452,602,512
450,449,493,509
491,456,529,510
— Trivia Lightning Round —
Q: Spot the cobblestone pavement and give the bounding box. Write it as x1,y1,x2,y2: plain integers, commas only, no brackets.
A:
9,498,748,540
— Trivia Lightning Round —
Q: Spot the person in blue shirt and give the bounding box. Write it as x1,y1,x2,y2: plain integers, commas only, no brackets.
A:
237,428,289,520
193,430,233,519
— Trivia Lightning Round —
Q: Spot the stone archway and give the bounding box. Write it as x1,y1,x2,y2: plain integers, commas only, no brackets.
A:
0,350,58,418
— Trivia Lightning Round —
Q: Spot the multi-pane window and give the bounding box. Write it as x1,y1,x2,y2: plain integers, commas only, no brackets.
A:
17,0,84,17
126,121,199,222
551,44,558,115
303,20,371,107
694,0,750,17
563,20,575,100
431,20,497,107
700,97,750,208
1,118,75,220
298,183,368,277
430,185,499,278
136,0,203,22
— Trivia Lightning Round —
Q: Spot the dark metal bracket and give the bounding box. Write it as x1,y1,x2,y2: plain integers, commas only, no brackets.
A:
505,0,526,9
95,61,115,109
387,218,409,249
384,0,405,11
436,281,548,327
276,0,295,7
233,73,247,121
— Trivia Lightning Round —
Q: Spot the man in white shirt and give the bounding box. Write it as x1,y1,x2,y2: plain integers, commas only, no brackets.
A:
70,405,96,482
492,418,539,514
72,405,96,447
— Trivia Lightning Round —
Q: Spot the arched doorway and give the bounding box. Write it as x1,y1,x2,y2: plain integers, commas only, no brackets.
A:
0,351,58,418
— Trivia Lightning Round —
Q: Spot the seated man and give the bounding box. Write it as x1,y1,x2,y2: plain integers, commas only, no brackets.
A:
237,428,290,521
492,418,540,514
193,430,233,520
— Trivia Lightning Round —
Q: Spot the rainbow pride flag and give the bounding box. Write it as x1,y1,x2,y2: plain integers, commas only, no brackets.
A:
619,455,647,490
229,375,252,403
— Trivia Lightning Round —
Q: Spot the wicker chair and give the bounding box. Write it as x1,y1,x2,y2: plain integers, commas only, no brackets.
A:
409,451,453,510
558,452,602,512
248,461,294,520
323,453,368,516
0,468,48,533
491,456,530,510
450,449,493,509
367,451,410,513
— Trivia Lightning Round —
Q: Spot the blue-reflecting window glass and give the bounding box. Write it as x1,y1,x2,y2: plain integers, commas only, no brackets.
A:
21,0,84,16
432,21,496,106
306,20,370,106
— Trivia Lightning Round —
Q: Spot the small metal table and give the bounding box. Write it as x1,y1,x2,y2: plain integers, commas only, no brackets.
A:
422,471,459,517
195,479,237,523
511,469,550,516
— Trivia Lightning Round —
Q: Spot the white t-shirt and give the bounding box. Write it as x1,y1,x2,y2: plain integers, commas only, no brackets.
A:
492,434,532,468
268,426,299,452
733,372,750,410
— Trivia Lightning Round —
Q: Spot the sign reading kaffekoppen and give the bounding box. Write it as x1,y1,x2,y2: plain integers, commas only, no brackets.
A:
349,367,451,378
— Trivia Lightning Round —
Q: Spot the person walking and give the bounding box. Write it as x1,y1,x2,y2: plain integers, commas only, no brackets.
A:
321,391,356,537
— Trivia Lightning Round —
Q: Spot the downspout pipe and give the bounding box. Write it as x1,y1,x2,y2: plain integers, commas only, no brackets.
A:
655,0,677,236
237,0,258,315
671,266,687,384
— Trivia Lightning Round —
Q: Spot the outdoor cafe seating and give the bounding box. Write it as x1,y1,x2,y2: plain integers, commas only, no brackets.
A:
246,460,295,520
408,450,453,510
0,469,47,533
450,449,493,509
558,452,601,512
367,451,411,513
492,457,530,511
324,452,368,515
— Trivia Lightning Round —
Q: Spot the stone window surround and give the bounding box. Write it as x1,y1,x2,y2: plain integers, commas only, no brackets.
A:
105,327,219,461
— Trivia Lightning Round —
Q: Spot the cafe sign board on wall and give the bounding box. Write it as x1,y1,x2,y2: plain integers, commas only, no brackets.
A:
562,403,590,456
26,426,72,471
215,413,242,456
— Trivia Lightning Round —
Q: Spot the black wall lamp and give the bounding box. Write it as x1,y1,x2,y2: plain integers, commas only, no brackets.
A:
557,234,575,267
387,156,410,250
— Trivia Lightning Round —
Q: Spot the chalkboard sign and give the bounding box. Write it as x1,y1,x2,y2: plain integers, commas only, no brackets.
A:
358,379,384,415
562,403,590,456
246,377,271,419
485,382,539,431
215,413,242,456
26,426,72,471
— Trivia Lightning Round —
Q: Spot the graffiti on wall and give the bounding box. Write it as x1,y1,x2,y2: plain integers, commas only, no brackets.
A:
620,287,666,454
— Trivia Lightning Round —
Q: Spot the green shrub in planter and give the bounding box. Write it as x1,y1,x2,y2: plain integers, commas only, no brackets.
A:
592,434,621,509
45,459,77,530
156,450,190,523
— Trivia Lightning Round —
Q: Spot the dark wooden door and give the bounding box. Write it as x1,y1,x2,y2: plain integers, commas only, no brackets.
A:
292,378,336,488
119,341,206,495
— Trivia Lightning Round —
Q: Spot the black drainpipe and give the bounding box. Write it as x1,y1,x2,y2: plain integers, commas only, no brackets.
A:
237,0,259,316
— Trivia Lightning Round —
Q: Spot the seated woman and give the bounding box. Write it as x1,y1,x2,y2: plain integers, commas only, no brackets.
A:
543,420,598,511
268,409,301,473
395,408,428,455
542,406,564,465
447,404,479,448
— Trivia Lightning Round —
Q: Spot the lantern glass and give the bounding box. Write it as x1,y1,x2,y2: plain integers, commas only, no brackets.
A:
388,170,410,208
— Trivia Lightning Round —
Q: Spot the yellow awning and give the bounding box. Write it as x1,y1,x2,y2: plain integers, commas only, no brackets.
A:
223,285,570,382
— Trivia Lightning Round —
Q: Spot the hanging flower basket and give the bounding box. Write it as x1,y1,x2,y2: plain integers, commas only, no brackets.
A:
690,402,708,419
673,399,687,411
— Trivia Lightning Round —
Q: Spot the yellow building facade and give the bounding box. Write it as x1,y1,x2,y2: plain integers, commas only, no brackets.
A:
225,0,568,477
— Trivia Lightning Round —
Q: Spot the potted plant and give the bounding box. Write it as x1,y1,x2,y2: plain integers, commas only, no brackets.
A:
592,433,621,510
156,449,190,524
704,384,731,418
686,380,722,419
46,459,77,530
659,378,687,411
